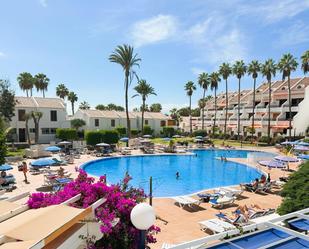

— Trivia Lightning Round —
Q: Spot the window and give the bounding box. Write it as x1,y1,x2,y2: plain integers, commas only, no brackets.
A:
50,110,57,122
95,119,99,127
160,120,166,127
41,128,50,134
111,119,115,127
297,85,302,89
18,109,26,121
145,120,149,125
29,128,36,133
50,128,56,134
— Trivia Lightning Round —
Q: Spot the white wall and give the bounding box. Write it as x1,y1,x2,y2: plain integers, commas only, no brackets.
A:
293,86,309,136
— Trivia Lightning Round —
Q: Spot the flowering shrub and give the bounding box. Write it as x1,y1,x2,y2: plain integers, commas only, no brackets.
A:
27,171,160,248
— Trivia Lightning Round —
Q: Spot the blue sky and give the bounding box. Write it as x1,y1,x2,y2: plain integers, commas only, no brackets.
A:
0,0,309,114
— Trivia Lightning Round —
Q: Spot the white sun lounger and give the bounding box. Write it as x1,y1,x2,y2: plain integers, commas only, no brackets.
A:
209,196,236,208
199,218,237,233
173,196,201,208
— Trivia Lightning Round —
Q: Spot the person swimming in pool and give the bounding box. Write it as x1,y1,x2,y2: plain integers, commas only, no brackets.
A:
176,172,180,179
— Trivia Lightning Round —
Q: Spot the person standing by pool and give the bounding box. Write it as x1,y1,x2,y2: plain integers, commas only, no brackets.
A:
176,172,180,179
21,162,29,183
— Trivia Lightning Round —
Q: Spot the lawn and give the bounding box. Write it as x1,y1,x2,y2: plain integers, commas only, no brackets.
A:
6,148,25,157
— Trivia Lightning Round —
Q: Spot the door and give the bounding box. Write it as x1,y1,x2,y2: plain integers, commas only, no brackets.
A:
18,128,26,142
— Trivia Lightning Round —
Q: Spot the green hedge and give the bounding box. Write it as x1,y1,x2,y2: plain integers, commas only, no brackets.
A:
56,128,77,141
277,162,309,215
193,129,207,137
162,127,175,137
85,130,119,146
115,126,126,135
143,125,153,135
131,129,139,136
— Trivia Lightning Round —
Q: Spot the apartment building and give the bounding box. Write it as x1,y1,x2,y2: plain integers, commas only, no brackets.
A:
181,77,309,137
73,109,169,135
10,97,70,143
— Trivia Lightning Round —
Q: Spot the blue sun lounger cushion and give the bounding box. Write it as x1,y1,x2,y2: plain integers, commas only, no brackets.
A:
288,219,309,232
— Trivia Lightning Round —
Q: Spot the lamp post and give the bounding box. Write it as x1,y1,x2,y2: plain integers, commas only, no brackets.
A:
130,203,155,249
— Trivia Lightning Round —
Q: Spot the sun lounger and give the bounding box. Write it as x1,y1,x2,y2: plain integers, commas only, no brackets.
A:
197,193,220,202
288,218,309,232
216,212,248,226
219,187,243,198
173,196,201,208
209,196,236,208
248,208,276,219
199,218,237,233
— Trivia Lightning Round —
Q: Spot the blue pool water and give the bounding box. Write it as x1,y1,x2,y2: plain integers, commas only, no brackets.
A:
82,149,276,197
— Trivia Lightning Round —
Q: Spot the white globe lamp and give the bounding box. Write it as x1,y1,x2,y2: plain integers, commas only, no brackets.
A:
130,203,156,248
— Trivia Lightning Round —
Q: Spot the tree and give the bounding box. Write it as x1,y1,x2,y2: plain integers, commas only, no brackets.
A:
278,53,298,140
24,113,32,146
0,80,15,122
198,72,210,130
150,103,162,112
71,118,86,130
219,63,232,139
177,107,190,116
170,108,180,126
96,104,106,110
31,111,43,143
301,50,309,74
247,60,261,141
0,130,7,165
232,60,247,140
184,81,196,135
109,44,141,138
56,84,69,99
210,72,221,135
17,72,34,97
133,80,156,135
34,73,49,98
261,59,277,144
106,103,125,111
79,101,90,110
68,91,78,115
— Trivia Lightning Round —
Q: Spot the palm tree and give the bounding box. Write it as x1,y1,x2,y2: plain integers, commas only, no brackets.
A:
24,113,32,145
198,72,210,130
34,73,49,97
17,72,34,97
261,59,277,144
210,72,221,135
278,53,298,140
170,108,180,126
56,84,69,99
79,101,90,110
109,44,141,138
219,63,232,139
133,80,156,135
68,92,78,115
301,50,309,74
247,60,261,141
184,81,196,135
232,60,247,140
31,111,43,144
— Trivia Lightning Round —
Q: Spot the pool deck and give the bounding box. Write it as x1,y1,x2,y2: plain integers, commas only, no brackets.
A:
2,146,300,249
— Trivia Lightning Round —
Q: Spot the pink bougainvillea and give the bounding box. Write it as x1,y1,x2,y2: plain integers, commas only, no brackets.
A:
27,170,160,248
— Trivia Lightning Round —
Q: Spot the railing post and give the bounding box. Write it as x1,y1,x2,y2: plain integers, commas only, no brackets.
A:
149,176,153,206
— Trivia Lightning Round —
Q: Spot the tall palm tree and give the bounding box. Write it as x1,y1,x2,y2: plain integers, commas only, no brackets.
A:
232,60,247,140
247,60,261,141
68,92,78,115
219,63,232,139
301,50,309,74
278,53,298,140
170,108,180,126
24,113,32,146
34,73,49,98
109,44,141,138
79,101,90,110
133,80,156,135
261,59,277,144
210,72,221,135
198,72,210,130
184,81,196,135
56,84,69,99
31,111,43,144
17,72,34,97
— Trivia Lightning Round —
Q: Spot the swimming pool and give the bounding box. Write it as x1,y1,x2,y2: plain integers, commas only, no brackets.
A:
82,149,276,197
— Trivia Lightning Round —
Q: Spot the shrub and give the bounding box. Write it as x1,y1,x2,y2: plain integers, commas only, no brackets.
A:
70,118,86,130
131,129,139,136
193,130,207,137
115,126,126,136
85,131,102,146
271,136,285,144
258,136,269,143
162,127,175,137
102,130,119,144
0,132,7,165
143,125,153,135
277,162,309,215
56,128,77,141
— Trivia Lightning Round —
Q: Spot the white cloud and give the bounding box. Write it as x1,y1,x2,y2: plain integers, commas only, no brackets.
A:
277,21,309,46
238,0,309,24
130,15,178,47
38,0,47,7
